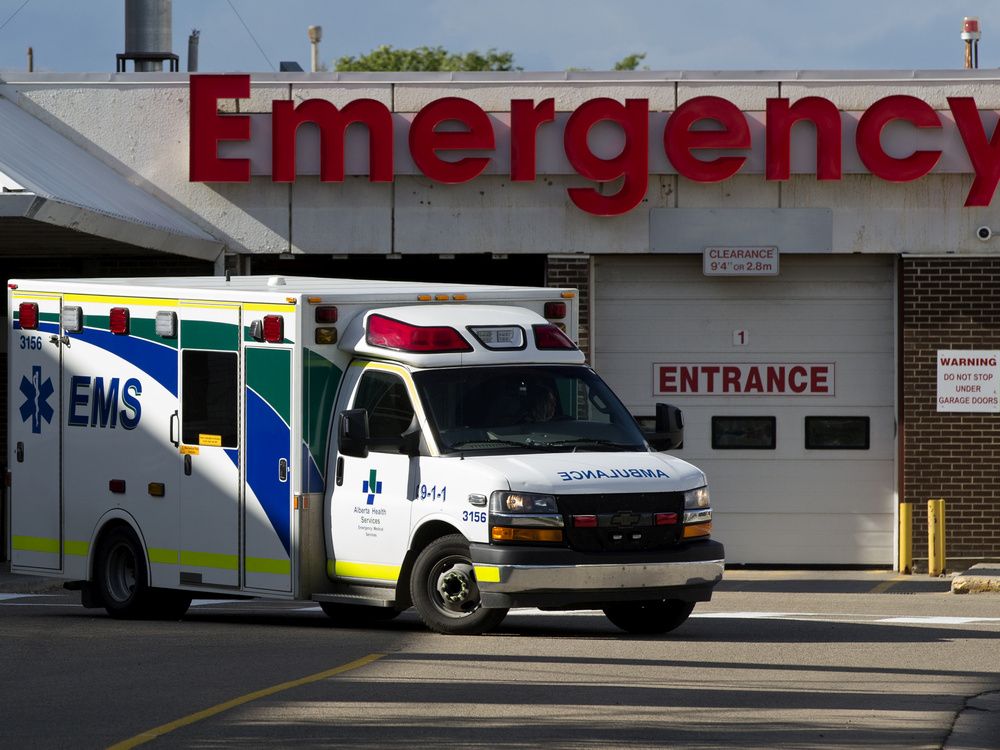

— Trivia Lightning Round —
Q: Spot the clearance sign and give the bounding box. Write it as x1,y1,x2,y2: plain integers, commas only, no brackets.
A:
189,74,1000,217
654,363,835,396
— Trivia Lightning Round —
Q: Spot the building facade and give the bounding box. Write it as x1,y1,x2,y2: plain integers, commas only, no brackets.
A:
3,69,1000,568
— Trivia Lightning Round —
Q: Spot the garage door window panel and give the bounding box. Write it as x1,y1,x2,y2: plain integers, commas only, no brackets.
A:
711,416,776,450
805,416,870,450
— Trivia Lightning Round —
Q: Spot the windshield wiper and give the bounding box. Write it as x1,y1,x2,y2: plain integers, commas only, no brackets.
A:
539,438,640,451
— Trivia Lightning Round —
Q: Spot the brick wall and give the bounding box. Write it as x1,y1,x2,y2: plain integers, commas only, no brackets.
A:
546,255,590,362
902,257,1000,568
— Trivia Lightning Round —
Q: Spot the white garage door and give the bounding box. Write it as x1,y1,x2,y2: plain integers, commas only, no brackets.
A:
594,254,896,565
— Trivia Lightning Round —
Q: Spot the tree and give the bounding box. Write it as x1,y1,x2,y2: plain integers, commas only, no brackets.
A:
614,53,647,71
335,45,518,72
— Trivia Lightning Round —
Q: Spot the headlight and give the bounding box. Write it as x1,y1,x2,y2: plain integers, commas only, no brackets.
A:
684,486,710,509
490,491,558,514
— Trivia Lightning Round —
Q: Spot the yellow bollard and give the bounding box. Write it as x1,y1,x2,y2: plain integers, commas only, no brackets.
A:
898,502,912,574
927,498,946,577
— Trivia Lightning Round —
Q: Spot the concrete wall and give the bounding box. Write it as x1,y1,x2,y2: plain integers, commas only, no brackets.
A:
4,71,1000,257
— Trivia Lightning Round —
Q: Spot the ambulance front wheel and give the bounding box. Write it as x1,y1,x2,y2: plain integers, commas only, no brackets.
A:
410,534,509,635
95,526,153,619
602,599,696,635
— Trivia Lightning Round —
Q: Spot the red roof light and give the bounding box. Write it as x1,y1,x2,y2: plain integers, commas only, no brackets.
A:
533,323,577,351
367,314,472,353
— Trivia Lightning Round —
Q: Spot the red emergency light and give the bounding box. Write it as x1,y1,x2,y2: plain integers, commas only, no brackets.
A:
544,301,567,319
263,314,284,343
110,307,130,335
367,314,472,353
532,324,577,350
18,302,38,330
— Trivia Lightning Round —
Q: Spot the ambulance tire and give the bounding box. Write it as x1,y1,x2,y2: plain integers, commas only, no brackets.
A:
319,602,400,625
602,599,696,635
95,526,154,619
410,534,509,635
147,590,193,620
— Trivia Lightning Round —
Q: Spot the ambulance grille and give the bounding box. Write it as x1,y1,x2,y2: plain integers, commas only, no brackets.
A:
556,492,685,553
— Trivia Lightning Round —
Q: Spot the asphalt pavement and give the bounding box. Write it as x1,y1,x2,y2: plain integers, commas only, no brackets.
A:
2,560,998,749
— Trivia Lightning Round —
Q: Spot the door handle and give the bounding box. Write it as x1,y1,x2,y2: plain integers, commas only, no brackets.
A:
336,456,344,486
169,411,179,447
184,454,192,476
278,458,288,482
16,442,23,463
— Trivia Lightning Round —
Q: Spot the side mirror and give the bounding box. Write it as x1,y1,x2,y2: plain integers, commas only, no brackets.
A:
338,408,369,458
645,403,684,451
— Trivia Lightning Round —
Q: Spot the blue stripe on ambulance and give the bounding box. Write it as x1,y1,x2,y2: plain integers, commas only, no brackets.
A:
72,326,178,395
245,387,291,555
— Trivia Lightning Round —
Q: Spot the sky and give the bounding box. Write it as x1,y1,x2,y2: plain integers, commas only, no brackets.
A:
0,0,995,74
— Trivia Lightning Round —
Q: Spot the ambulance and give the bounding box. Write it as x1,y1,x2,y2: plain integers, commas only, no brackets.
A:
7,276,723,635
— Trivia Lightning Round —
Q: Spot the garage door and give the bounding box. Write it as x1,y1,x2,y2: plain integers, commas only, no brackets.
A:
593,254,896,565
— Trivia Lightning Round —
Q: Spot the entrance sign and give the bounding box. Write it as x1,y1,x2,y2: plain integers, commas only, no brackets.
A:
936,350,1000,412
654,363,835,396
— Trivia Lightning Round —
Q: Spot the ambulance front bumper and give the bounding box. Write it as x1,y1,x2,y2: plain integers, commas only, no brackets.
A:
470,539,724,609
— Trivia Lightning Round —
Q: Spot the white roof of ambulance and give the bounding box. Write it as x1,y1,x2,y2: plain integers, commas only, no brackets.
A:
12,276,572,304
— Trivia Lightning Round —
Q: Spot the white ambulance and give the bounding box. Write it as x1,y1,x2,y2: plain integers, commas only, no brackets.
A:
7,276,723,634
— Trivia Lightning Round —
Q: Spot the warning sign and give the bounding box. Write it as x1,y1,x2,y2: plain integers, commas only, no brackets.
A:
936,350,1000,412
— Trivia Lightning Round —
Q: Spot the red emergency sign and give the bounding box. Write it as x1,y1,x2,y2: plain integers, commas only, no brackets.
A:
189,74,1000,216
654,363,835,396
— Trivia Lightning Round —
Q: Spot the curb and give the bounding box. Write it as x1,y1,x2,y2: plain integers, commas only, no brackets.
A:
951,564,1000,594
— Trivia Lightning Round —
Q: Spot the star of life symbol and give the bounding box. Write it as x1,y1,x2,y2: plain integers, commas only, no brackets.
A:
19,365,54,434
363,468,383,505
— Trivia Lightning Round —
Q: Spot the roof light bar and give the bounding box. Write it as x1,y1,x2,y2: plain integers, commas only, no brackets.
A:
367,314,472,353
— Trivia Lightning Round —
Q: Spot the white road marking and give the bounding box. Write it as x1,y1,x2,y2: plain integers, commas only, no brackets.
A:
0,593,59,602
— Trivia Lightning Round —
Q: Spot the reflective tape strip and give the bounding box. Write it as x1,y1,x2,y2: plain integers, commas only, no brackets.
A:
245,557,291,575
12,535,59,554
473,565,501,583
149,548,180,565
180,551,239,570
333,560,400,582
63,294,177,307
244,303,296,313
64,540,90,557
11,292,61,300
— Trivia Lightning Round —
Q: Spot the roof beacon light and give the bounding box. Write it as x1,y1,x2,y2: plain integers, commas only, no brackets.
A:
367,314,472,353
263,314,284,343
533,323,577,351
109,307,130,335
468,325,525,350
17,302,38,330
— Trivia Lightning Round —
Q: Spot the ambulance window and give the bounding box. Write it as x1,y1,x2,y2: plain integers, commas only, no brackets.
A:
805,416,870,450
711,416,776,450
182,350,238,447
354,370,415,446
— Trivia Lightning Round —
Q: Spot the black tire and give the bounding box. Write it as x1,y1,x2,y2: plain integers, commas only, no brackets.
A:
319,602,400,626
147,590,192,620
410,534,508,635
603,599,696,635
94,526,153,619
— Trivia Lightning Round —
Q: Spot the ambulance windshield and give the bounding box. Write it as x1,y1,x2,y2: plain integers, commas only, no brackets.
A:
412,365,648,454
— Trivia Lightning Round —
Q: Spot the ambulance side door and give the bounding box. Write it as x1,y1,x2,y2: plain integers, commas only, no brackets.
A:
330,363,416,584
8,294,62,571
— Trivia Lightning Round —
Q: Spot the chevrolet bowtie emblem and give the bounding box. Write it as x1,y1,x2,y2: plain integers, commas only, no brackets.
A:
610,511,641,527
